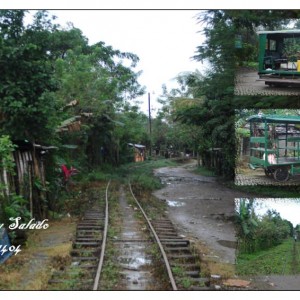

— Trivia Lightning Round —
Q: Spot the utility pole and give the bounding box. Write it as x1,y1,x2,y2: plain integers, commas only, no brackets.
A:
148,92,152,157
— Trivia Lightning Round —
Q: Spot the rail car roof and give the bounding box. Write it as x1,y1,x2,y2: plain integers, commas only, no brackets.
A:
257,29,300,35
247,114,300,124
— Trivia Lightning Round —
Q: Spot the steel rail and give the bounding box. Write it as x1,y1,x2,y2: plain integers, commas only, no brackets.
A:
128,182,178,290
93,180,111,290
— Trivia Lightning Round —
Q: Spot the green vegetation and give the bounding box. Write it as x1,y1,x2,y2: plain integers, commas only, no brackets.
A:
193,165,217,177
237,238,299,275
48,267,88,290
0,136,30,227
236,199,293,254
0,9,147,226
171,265,193,289
3,9,300,291
283,38,300,62
146,243,171,290
2,9,300,238
78,158,177,192
115,159,177,191
236,199,300,276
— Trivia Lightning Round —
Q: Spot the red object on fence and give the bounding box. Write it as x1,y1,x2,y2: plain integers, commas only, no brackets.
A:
61,164,78,182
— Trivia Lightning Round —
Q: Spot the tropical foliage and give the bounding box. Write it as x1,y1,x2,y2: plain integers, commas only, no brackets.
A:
0,10,148,225
2,9,300,227
235,199,294,254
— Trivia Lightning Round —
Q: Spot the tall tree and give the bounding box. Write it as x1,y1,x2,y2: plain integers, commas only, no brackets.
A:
156,77,205,159
0,10,59,143
52,23,145,168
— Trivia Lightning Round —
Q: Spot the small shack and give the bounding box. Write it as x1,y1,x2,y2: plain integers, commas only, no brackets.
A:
0,140,56,220
128,143,146,162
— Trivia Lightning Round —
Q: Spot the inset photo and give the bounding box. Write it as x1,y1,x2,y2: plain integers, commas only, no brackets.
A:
236,109,300,185
235,29,300,96
234,198,300,290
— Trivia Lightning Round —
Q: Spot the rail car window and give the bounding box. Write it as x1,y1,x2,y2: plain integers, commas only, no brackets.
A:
269,40,276,51
283,37,300,62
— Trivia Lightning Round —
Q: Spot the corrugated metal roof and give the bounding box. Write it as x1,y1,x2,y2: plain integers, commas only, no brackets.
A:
247,114,300,124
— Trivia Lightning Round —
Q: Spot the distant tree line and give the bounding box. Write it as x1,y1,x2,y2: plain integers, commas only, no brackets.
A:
236,199,296,254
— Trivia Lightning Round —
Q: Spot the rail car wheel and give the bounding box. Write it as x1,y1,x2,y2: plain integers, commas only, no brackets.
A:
273,167,289,182
264,168,274,177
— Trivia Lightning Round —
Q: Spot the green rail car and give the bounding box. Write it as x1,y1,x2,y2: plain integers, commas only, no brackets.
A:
257,30,300,86
248,114,300,182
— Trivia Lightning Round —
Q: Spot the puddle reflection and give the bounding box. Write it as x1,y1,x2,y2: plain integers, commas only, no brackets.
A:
166,200,185,207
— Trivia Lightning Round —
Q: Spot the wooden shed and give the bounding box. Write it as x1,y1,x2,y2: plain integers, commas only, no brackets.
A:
128,143,146,162
0,140,57,219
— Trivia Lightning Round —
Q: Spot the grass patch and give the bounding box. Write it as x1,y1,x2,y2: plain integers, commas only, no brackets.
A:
122,159,178,191
146,243,171,290
193,166,217,177
244,62,258,69
80,158,178,192
236,238,298,275
130,188,167,220
192,240,235,279
86,171,110,182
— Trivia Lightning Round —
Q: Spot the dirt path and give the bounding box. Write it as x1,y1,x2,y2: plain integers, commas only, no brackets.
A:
248,275,300,290
153,161,254,267
152,161,300,290
0,218,75,290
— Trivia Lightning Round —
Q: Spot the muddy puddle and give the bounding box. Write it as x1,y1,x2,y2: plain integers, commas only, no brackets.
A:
158,175,215,185
118,252,151,270
117,241,154,289
166,200,185,207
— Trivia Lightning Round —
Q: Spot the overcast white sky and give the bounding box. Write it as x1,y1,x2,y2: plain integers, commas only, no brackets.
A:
37,10,205,114
236,198,300,227
21,5,297,115
254,198,300,227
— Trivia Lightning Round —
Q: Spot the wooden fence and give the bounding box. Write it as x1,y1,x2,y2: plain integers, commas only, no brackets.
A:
0,141,53,220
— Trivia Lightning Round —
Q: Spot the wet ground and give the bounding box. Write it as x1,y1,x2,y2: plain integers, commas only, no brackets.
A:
234,67,300,96
2,164,299,290
239,275,300,290
152,161,300,290
153,161,253,266
0,218,75,290
113,186,163,290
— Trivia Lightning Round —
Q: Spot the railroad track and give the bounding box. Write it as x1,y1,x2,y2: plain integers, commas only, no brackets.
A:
48,181,110,290
128,182,209,290
48,180,209,290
